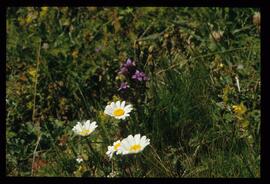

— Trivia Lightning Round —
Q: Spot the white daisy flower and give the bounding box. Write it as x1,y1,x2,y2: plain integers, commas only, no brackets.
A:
72,120,98,136
106,140,122,159
76,157,83,163
104,101,133,120
118,134,150,155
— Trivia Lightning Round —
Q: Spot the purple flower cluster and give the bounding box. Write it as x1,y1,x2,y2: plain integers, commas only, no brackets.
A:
132,70,149,81
118,58,149,91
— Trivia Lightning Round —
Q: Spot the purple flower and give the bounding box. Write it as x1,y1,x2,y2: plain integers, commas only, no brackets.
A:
118,58,136,75
123,58,135,68
132,70,149,81
118,67,129,75
118,82,129,91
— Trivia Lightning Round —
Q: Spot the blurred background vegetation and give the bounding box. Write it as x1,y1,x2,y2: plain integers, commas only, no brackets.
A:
6,7,260,177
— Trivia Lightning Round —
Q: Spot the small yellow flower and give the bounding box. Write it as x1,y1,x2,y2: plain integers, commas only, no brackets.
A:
25,12,38,24
25,15,33,24
28,67,37,78
115,74,125,81
232,103,247,115
40,7,49,17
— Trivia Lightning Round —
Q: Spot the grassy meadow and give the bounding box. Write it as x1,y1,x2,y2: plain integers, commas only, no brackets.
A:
6,7,260,177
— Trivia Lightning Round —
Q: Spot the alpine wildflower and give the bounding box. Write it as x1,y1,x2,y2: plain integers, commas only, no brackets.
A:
72,120,98,136
118,58,136,75
76,157,83,164
118,82,129,91
106,140,122,159
232,103,247,116
132,70,149,81
118,134,150,155
104,101,133,120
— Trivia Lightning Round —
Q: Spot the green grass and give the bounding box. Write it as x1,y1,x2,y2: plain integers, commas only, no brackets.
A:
6,7,260,177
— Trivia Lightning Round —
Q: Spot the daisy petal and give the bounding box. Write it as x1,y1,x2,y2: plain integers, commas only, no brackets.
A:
121,101,126,108
116,101,121,107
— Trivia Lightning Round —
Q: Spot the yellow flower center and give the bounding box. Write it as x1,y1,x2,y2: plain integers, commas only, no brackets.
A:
113,143,121,151
113,108,125,117
79,129,91,136
129,144,142,152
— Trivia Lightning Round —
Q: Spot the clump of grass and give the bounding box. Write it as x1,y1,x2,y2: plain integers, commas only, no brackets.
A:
146,58,213,149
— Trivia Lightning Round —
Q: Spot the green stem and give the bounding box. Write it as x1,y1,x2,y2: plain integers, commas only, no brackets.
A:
31,40,42,176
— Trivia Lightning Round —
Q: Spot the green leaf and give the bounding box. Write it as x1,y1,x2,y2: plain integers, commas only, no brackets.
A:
241,120,249,129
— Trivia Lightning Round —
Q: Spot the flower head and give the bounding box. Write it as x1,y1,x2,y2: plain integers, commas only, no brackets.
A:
106,140,122,159
132,70,149,81
76,157,83,163
118,82,129,91
104,101,133,120
232,103,247,116
123,58,135,68
118,58,136,75
118,134,150,155
72,120,98,136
